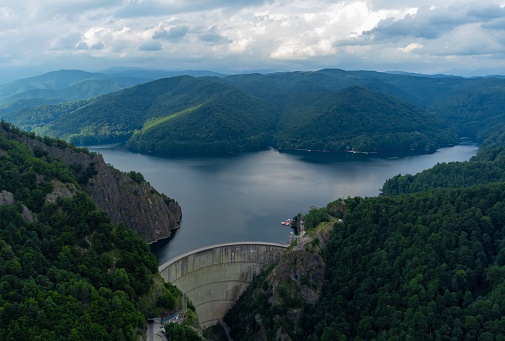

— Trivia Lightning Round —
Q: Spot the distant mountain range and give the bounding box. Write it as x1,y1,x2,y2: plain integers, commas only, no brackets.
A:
0,68,226,117
2,68,505,156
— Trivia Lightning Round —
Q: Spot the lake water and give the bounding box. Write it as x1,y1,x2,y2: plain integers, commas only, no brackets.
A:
88,143,478,264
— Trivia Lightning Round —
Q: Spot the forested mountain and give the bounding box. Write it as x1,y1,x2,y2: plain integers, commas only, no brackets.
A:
221,69,505,138
274,86,457,153
0,70,152,117
22,76,277,154
0,122,201,339
125,84,276,155
382,126,505,195
101,67,226,79
224,126,505,340
0,69,227,118
3,68,505,156
0,70,103,98
3,100,89,132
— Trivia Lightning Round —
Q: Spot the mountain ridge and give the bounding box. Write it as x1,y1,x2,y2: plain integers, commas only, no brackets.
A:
4,68,505,156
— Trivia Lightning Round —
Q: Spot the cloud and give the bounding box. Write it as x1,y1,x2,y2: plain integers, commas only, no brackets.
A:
139,40,163,51
271,40,335,60
50,33,82,50
1,0,505,78
199,26,229,43
364,6,472,40
398,42,423,53
115,0,267,18
466,3,505,20
75,42,89,50
153,25,190,41
482,17,505,31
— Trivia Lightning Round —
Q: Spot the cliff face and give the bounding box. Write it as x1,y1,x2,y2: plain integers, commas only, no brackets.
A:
225,224,332,340
84,155,182,243
10,129,181,244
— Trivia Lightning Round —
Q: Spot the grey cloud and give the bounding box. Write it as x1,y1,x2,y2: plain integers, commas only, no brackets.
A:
365,0,424,11
74,41,104,51
33,0,123,21
199,26,229,43
116,0,266,18
200,33,228,43
364,3,505,43
153,25,190,41
482,17,505,30
52,0,123,12
139,40,163,51
467,3,505,20
91,42,104,50
72,41,105,50
75,42,89,50
50,33,82,50
364,6,474,41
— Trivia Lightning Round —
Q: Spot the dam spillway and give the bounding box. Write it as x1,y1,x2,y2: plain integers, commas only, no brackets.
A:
158,242,288,328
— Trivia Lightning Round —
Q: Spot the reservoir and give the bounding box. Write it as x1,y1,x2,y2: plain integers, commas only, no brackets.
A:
88,143,478,264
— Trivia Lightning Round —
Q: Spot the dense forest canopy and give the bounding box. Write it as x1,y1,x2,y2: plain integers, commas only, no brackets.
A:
4,69,503,156
382,125,505,195
0,122,201,340
224,126,505,340
274,86,457,153
2,68,505,339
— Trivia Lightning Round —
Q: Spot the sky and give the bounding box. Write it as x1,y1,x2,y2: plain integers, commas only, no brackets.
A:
1,0,505,80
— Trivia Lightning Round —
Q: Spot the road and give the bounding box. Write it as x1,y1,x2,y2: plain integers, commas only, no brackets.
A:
146,318,167,341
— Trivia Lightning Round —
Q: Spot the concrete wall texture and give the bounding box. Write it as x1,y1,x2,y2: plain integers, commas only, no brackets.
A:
158,242,287,328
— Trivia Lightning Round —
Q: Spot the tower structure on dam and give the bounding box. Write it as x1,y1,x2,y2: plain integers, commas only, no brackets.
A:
158,242,287,328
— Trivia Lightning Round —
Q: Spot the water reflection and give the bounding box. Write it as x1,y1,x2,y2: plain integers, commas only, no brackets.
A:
88,143,478,263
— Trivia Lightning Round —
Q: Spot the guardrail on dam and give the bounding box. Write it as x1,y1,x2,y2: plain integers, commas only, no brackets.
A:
158,242,288,328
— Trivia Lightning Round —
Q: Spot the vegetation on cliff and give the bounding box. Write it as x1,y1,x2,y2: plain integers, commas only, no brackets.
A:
3,120,182,244
0,122,198,340
225,127,505,340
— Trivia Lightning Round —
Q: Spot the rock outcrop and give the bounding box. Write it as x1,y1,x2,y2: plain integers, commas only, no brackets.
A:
0,190,15,205
7,128,181,244
45,180,77,204
0,190,35,223
225,224,332,340
84,155,182,243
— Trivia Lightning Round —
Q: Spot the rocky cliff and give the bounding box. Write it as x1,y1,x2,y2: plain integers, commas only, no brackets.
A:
3,125,181,244
224,222,333,340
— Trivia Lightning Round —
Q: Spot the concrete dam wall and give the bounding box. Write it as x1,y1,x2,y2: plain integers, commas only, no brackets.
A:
158,242,287,328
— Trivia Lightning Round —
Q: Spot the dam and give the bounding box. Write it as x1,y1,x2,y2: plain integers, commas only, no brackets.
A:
158,242,288,328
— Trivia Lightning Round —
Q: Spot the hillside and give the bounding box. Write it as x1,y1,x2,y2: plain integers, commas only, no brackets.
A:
16,76,277,154
224,128,505,340
381,126,505,195
125,82,276,155
0,70,151,117
275,86,458,153
222,69,505,138
0,122,200,340
4,68,505,156
2,122,181,244
0,68,227,119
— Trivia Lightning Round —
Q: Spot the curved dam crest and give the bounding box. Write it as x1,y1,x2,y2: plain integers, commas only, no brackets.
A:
158,242,288,328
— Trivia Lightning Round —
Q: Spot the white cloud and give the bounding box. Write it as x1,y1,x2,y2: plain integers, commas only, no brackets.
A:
0,0,504,77
399,42,423,53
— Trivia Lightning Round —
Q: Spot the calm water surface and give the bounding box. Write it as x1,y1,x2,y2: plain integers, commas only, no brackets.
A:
88,143,478,264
